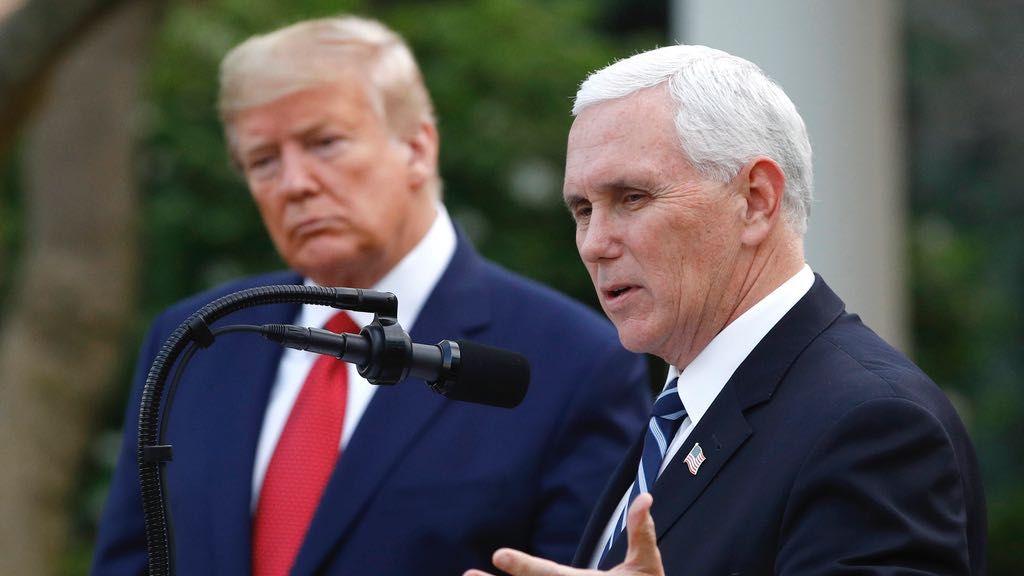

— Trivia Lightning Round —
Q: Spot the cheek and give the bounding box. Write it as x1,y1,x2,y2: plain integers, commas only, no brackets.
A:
344,172,406,216
252,196,285,236
349,196,401,240
336,160,376,188
342,143,405,186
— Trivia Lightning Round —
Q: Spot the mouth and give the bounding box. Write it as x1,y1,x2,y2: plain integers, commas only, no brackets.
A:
602,284,638,304
291,218,339,241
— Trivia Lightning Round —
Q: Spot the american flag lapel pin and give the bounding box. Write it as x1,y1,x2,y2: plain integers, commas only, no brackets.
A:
684,442,706,475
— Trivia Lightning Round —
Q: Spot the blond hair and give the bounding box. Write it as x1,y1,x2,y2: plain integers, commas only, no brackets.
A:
219,16,435,139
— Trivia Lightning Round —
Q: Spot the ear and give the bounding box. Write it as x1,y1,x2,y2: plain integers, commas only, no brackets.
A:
737,156,786,246
401,119,439,192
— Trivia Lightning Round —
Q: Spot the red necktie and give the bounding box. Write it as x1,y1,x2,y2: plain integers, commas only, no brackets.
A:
252,311,359,576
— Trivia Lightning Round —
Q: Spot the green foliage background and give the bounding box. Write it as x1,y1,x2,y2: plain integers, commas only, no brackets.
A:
905,1,1024,571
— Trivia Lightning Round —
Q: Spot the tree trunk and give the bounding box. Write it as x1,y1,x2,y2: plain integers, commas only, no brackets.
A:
0,1,163,572
0,0,134,151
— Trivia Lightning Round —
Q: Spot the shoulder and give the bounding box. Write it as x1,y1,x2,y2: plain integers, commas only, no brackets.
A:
149,270,301,334
803,313,955,417
757,308,975,472
442,232,615,337
777,311,979,489
770,314,984,574
443,255,648,401
474,259,623,346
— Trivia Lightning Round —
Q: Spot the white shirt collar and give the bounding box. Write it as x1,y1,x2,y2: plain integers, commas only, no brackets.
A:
298,203,457,330
668,264,815,426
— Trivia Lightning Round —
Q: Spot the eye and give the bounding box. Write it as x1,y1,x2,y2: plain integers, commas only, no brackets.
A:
623,191,647,205
564,193,593,225
572,204,592,225
618,188,655,212
245,153,280,180
310,134,347,158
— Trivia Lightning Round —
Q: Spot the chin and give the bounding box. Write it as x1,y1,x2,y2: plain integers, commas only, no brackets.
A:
613,326,655,355
291,260,355,287
292,245,359,271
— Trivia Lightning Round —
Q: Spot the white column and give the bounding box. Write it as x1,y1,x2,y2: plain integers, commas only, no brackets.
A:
670,0,907,351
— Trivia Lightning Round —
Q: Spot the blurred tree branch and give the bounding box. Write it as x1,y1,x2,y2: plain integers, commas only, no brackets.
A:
0,0,132,151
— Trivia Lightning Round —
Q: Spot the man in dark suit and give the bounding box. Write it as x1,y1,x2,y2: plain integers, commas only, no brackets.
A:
92,16,651,576
469,44,986,576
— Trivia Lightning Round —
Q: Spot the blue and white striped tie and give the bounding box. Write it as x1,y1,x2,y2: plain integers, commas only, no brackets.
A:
600,378,686,564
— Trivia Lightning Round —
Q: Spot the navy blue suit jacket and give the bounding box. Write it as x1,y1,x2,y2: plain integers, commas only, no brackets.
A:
576,276,986,575
93,237,651,575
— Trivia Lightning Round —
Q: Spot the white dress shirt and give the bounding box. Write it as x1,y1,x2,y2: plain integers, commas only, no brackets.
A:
590,265,815,567
251,205,457,510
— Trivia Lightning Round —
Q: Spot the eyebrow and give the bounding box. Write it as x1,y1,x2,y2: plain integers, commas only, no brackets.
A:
564,177,646,202
292,120,332,139
238,119,337,156
603,177,650,192
238,140,276,161
563,193,588,212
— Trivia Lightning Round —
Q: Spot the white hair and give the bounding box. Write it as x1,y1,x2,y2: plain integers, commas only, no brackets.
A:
574,45,813,235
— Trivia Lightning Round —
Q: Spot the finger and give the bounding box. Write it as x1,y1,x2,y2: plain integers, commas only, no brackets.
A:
492,548,583,576
621,493,664,574
464,571,497,576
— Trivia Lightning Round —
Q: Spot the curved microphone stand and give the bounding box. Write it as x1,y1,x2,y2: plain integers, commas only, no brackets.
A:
136,285,398,576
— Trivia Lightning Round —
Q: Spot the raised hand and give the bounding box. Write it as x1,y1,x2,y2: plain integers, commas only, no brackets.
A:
464,493,665,576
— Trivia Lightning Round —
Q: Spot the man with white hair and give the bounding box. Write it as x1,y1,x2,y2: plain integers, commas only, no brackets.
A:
92,16,651,576
469,44,986,576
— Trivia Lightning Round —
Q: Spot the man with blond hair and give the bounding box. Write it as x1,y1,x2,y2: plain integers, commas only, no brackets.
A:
93,16,649,576
469,43,986,576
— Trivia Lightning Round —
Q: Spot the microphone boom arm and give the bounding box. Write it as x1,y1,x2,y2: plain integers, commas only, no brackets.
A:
137,285,398,576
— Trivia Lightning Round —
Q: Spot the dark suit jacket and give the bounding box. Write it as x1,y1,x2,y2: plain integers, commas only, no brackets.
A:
576,276,986,575
93,236,651,575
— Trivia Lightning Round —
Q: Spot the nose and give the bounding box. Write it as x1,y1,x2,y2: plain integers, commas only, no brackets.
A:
577,207,622,263
276,143,318,198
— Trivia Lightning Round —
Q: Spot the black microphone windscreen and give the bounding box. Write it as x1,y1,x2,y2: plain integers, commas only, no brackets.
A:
447,340,529,408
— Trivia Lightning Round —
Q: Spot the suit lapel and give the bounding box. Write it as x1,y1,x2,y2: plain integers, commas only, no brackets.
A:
648,391,750,541
595,276,845,568
292,235,491,575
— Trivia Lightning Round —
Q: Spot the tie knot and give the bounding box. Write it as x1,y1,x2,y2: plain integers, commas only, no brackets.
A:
651,378,685,421
324,311,360,335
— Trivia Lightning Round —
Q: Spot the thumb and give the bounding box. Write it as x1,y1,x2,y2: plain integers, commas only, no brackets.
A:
618,493,664,575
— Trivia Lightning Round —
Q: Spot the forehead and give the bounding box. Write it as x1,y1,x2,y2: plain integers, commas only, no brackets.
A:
564,86,687,191
229,74,383,144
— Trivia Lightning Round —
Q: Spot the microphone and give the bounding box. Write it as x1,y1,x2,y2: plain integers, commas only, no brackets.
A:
261,323,529,408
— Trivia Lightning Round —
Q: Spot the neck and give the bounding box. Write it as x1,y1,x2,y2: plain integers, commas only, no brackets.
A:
667,232,804,369
724,234,805,328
